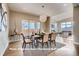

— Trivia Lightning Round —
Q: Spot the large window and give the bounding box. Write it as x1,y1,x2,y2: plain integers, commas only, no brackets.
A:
22,20,40,30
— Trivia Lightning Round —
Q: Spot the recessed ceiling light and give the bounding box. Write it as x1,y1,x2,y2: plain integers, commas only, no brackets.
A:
63,4,67,6
41,5,45,8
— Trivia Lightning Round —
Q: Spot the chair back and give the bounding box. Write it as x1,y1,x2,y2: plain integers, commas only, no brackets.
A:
43,34,49,42
51,33,57,40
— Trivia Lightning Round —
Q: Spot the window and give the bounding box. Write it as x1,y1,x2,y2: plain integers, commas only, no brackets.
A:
51,23,57,32
61,23,66,28
29,22,35,29
22,20,28,29
22,20,40,30
66,22,72,27
61,22,72,28
36,22,40,29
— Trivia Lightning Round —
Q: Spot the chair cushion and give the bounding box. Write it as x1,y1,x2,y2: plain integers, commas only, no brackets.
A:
38,40,42,42
38,39,48,43
25,39,32,43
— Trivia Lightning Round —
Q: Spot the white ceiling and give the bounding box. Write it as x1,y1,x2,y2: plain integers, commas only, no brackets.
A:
8,3,73,16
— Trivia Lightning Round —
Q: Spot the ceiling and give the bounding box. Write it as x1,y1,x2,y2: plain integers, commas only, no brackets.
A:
8,3,73,16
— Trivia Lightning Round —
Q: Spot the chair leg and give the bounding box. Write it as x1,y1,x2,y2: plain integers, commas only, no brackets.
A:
47,42,48,48
54,40,56,46
50,41,51,48
32,42,33,48
42,43,44,48
24,43,26,48
22,42,25,48
22,43,24,48
30,43,33,48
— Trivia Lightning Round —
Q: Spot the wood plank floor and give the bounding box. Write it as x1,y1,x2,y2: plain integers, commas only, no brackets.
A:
3,36,79,56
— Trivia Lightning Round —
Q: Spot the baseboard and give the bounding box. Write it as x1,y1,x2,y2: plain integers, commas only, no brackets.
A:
9,39,21,43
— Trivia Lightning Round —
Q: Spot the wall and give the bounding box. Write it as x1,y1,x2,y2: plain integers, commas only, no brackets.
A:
9,11,39,35
40,17,50,33
44,17,50,33
0,4,9,55
73,6,79,43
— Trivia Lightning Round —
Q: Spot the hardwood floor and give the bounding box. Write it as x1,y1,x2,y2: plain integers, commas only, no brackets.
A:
3,36,79,56
4,41,23,56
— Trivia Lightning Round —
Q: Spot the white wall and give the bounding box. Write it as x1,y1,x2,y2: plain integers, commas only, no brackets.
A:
0,4,9,56
9,11,39,35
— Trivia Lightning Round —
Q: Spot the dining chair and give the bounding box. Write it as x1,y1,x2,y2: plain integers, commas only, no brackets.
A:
21,33,33,48
50,33,57,47
38,34,49,48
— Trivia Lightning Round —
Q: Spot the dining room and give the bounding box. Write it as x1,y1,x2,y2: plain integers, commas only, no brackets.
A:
8,10,58,49
3,3,78,56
